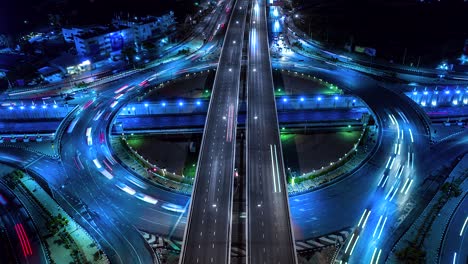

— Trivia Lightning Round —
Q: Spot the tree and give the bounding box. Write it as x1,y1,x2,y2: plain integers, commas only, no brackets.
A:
142,41,156,51
121,46,136,64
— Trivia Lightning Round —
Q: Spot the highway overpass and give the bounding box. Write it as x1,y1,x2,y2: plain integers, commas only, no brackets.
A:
246,0,297,263
179,0,248,262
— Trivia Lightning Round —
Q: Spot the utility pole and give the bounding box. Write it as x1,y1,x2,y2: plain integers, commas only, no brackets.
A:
402,47,407,65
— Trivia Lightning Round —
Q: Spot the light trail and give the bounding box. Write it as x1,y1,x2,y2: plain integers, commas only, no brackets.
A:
377,217,387,239
404,179,414,194
375,249,382,263
349,235,360,256
273,145,281,192
385,156,392,169
373,215,384,238
362,210,371,229
385,186,394,200
401,178,410,193
357,209,367,227
270,144,277,192
370,247,378,264
459,217,468,236
344,233,354,253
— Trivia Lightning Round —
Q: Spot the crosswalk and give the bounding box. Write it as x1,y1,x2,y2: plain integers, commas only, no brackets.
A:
294,228,353,253
140,228,352,256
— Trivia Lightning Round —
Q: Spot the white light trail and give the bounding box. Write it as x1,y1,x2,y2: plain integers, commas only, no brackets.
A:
389,158,396,170
114,85,129,94
388,114,395,125
407,151,411,167
409,128,414,143
274,145,281,192
270,144,277,193
375,249,382,263
357,209,367,227
370,247,378,264
385,157,392,169
460,217,468,236
138,194,158,205
401,178,410,193
378,217,387,239
385,186,394,200
389,187,399,202
404,179,414,195
373,215,384,238
377,174,386,187
382,176,389,188
344,233,354,253
397,165,405,179
349,235,360,256
110,101,118,108
100,170,114,180
362,210,371,229
85,127,92,137
92,159,102,169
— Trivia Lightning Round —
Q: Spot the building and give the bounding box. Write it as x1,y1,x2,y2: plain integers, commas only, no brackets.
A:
61,12,176,58
112,12,176,47
73,26,134,58
62,25,134,58
37,66,63,83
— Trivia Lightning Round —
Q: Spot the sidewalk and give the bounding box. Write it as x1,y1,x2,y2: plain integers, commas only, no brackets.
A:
387,154,468,263
18,173,109,264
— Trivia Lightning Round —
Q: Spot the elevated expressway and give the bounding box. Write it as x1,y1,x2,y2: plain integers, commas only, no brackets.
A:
2,59,465,263
0,2,467,264
178,0,248,262
246,0,297,263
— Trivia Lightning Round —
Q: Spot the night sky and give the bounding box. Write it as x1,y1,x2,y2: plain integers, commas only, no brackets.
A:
0,0,194,35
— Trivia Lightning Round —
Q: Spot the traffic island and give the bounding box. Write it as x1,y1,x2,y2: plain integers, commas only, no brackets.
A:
286,124,378,193
110,135,194,194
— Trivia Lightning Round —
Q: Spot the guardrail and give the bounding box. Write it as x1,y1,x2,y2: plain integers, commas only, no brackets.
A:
55,105,81,158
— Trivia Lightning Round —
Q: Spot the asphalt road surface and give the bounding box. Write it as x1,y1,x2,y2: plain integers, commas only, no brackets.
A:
179,0,247,263
246,1,297,263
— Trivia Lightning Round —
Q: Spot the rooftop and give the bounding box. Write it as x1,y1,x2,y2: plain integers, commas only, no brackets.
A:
74,25,130,40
